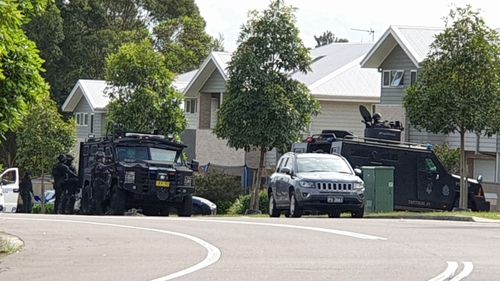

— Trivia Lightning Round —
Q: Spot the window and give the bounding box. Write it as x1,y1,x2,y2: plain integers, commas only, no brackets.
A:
90,114,94,133
410,70,417,86
382,70,405,87
185,99,197,114
75,113,89,126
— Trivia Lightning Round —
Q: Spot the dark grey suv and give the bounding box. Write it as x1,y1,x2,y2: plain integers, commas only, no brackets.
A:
268,153,365,218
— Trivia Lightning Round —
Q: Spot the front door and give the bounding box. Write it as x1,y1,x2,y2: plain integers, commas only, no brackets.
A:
417,156,446,205
0,168,20,212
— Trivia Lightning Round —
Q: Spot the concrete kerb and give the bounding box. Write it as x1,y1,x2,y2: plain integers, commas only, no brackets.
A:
0,232,24,256
366,215,500,223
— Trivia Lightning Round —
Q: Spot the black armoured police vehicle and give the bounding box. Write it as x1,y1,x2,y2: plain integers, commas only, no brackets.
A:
292,106,490,212
78,132,198,216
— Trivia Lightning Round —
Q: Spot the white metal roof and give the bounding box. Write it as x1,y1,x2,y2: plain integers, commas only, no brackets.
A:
62,73,195,113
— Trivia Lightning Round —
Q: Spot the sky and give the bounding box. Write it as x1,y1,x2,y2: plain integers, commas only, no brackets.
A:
196,0,500,51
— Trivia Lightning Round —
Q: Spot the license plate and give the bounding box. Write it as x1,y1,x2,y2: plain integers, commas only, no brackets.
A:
328,196,343,203
156,181,170,188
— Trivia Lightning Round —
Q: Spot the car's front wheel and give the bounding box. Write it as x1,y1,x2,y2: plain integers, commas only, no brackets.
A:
289,190,303,218
268,192,280,217
351,207,364,218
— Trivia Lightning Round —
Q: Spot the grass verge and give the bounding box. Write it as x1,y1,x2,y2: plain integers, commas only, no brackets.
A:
365,211,500,221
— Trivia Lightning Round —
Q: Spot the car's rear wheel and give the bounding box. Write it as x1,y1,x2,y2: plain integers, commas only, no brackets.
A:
351,207,364,218
289,191,302,218
268,192,280,217
328,210,341,218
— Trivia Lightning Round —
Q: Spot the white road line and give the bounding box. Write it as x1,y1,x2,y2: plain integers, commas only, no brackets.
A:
1,217,221,281
170,218,387,240
428,261,458,281
450,262,474,281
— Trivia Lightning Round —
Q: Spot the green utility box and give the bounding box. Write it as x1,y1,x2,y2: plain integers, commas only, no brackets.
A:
361,166,395,213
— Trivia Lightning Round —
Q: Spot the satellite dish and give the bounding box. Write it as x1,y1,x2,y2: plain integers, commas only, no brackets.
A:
359,105,372,127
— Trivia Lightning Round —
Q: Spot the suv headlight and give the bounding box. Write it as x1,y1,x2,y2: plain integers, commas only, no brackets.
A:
124,171,135,184
184,176,192,186
353,182,364,192
299,181,315,188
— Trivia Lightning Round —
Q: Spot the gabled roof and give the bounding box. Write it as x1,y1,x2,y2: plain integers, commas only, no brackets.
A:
183,52,231,97
361,26,443,68
62,73,196,113
185,45,380,102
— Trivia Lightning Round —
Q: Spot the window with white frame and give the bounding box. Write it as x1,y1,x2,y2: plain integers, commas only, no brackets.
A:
75,113,89,126
410,70,417,86
382,70,405,87
184,99,197,114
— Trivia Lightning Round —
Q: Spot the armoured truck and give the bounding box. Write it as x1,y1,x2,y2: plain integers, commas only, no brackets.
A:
291,106,490,212
78,132,198,216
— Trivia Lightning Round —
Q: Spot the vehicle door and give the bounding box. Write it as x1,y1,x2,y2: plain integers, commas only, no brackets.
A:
280,157,295,205
0,168,20,212
269,157,285,204
417,156,449,205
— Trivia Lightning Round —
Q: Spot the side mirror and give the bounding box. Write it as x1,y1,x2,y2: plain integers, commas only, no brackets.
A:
281,167,292,175
477,175,483,183
354,168,362,176
190,159,200,172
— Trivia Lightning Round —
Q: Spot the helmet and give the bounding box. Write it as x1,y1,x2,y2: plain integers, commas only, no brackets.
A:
57,154,66,163
95,151,105,160
372,112,382,122
65,154,74,162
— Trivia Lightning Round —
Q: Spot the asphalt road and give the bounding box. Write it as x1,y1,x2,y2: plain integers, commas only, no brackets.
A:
1,214,499,281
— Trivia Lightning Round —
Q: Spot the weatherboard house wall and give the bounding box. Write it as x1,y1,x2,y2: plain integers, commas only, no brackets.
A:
361,25,500,183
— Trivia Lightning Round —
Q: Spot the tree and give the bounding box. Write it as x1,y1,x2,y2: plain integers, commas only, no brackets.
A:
403,6,500,210
0,0,49,138
214,0,320,212
105,40,186,136
154,15,223,73
314,30,348,47
434,143,460,174
17,95,76,212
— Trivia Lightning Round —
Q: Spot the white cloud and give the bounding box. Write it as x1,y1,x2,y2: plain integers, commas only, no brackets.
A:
196,0,500,51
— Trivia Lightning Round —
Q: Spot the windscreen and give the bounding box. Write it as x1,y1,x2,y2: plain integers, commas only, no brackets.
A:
297,157,352,174
116,146,181,163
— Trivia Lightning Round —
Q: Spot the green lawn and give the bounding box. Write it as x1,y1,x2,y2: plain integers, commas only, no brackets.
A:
365,211,500,221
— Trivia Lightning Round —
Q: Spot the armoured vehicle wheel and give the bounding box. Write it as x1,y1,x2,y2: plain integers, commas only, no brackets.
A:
289,191,302,218
328,211,341,218
109,187,126,215
177,194,192,217
268,192,280,217
351,207,364,218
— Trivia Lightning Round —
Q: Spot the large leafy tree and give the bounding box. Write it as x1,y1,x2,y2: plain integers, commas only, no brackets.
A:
215,0,320,212
314,30,348,47
17,95,76,210
404,6,500,210
154,15,223,73
105,40,186,136
0,0,49,138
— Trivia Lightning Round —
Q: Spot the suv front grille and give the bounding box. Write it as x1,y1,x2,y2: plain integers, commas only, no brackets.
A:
316,182,352,191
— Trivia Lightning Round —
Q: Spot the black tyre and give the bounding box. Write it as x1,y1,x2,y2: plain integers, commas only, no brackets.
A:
351,207,364,218
178,195,193,217
289,191,303,218
109,187,126,215
328,211,341,218
268,192,280,218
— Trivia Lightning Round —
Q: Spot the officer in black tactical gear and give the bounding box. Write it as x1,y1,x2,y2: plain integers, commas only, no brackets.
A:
52,154,67,213
61,154,79,214
19,172,34,213
91,151,111,215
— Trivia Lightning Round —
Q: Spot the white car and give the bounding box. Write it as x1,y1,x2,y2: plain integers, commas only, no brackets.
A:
0,168,20,213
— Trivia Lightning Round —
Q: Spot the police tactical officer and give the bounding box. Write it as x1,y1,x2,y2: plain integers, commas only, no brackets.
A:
19,172,34,213
52,154,67,213
61,154,79,214
91,151,111,215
